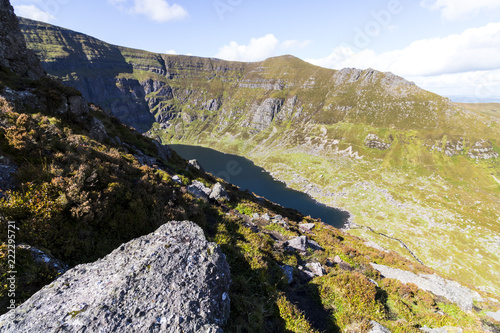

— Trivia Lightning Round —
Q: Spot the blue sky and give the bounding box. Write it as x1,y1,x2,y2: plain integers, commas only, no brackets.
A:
11,0,500,102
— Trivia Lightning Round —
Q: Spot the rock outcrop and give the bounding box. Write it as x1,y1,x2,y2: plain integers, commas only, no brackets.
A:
371,263,483,311
365,133,392,150
0,0,44,79
209,182,230,201
0,221,231,333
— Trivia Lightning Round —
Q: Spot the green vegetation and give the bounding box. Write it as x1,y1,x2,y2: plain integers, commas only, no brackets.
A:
2,66,499,332
12,18,500,331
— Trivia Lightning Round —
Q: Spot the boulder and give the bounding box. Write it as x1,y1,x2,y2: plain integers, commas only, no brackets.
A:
333,255,354,271
188,159,205,172
299,223,316,233
305,262,324,277
172,175,182,184
285,236,324,253
486,309,500,322
371,263,483,311
368,320,392,333
286,236,307,252
68,95,89,116
209,182,230,201
187,180,211,200
0,221,231,333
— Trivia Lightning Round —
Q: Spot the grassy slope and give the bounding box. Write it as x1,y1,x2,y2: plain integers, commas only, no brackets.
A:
19,17,500,300
3,66,499,333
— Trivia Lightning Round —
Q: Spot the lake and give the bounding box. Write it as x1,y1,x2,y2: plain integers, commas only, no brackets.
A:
170,144,349,228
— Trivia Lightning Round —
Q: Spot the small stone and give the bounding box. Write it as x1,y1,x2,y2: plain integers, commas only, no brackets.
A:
486,310,500,322
252,213,260,220
172,175,182,185
188,159,204,172
333,255,353,271
209,182,230,202
262,213,270,221
299,223,315,233
187,180,211,200
305,262,324,277
286,236,307,252
369,320,392,333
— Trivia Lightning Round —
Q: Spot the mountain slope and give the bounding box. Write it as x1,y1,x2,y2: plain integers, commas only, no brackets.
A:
18,17,500,298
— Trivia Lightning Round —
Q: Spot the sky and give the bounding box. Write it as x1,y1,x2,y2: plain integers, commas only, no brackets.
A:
11,0,500,102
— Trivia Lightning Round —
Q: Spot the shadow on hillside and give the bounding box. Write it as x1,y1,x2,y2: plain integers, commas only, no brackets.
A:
286,283,340,333
19,18,156,132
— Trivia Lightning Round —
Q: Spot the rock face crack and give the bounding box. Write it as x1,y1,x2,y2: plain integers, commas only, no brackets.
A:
0,221,231,333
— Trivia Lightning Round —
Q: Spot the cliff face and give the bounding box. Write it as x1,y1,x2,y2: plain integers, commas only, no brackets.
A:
0,2,44,79
19,18,499,160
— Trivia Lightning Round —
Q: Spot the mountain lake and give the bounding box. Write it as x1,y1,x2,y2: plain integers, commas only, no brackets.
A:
170,144,349,228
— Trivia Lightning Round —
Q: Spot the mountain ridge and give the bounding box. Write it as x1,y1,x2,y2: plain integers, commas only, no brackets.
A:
17,16,500,299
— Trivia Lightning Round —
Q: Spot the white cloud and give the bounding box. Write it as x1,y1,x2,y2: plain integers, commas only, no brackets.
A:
307,22,500,100
280,39,312,50
108,0,188,22
307,22,500,77
421,0,500,20
14,4,55,23
216,34,311,62
410,69,500,102
133,0,188,22
165,49,177,55
216,34,280,62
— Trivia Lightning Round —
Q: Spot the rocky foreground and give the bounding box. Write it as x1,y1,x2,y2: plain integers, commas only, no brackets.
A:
0,221,231,333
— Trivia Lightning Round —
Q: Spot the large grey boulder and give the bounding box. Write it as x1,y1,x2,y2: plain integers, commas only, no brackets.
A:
0,221,231,333
371,263,483,311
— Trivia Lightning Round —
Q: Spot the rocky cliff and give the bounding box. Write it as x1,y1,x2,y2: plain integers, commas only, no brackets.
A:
0,221,231,333
0,2,44,79
19,18,499,159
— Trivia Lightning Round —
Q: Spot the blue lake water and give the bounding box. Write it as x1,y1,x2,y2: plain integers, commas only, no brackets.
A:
170,144,349,228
